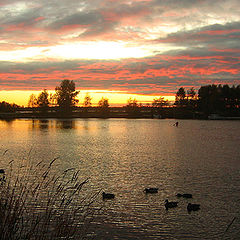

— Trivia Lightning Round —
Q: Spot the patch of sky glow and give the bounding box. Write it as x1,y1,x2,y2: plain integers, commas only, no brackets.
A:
0,90,175,107
61,30,86,40
0,47,48,62
1,2,29,15
48,41,151,60
0,41,157,61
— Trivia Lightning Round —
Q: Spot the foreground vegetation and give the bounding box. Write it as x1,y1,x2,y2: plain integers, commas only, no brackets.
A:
0,154,99,239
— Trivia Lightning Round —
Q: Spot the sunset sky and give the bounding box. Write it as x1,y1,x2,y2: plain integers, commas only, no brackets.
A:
0,0,239,106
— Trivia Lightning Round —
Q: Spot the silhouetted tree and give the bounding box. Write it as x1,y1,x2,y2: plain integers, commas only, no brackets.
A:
187,87,196,100
125,98,140,117
186,87,197,108
83,93,92,107
0,101,19,112
28,94,38,108
55,80,79,113
37,89,49,111
98,97,109,108
49,93,57,106
98,97,109,117
198,84,240,116
152,97,169,107
175,87,186,106
127,98,138,108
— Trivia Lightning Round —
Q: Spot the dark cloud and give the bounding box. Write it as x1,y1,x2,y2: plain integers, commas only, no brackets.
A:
154,21,240,49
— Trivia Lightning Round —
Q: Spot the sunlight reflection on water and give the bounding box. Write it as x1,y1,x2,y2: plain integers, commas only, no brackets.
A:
0,118,240,239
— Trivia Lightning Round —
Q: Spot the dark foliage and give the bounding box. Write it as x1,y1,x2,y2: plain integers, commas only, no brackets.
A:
0,102,20,113
198,84,240,116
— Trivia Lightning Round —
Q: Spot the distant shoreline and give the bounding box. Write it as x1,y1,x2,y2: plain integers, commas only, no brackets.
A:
1,106,240,121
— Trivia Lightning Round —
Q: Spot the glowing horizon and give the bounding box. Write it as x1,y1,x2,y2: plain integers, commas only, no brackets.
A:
0,90,175,107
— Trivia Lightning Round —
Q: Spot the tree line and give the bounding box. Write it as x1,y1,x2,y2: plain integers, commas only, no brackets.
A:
27,79,170,111
0,80,239,118
174,84,240,117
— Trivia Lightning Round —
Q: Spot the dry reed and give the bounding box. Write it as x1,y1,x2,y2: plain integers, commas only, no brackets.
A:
0,153,99,240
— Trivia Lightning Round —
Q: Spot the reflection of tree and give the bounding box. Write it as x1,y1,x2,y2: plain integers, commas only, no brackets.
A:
31,119,49,130
55,80,79,113
56,120,75,129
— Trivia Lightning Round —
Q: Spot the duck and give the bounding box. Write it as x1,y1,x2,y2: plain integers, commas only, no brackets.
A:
165,199,178,210
187,203,200,211
176,193,192,198
0,169,5,174
144,188,158,194
102,192,115,200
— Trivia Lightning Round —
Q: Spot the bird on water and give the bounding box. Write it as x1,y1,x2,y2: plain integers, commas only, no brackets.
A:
165,199,178,210
102,192,115,200
187,203,200,211
144,188,158,193
176,193,192,198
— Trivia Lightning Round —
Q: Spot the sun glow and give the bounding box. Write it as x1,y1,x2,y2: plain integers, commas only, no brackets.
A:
0,90,175,107
49,41,150,60
0,41,152,62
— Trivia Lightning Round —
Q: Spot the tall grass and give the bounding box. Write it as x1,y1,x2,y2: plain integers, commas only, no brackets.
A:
0,154,99,239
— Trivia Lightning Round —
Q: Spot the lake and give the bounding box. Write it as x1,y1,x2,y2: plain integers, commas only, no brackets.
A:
0,118,240,239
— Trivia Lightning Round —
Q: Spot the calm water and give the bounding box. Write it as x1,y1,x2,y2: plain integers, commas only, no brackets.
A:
0,118,240,239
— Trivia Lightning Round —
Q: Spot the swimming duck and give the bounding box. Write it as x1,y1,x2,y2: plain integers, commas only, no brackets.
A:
144,188,158,193
176,193,192,198
187,203,200,211
165,199,178,210
0,169,5,174
102,192,115,200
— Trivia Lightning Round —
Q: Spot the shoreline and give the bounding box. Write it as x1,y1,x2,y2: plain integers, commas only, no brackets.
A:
1,106,240,120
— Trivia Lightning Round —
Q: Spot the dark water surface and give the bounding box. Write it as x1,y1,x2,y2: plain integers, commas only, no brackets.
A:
0,118,240,239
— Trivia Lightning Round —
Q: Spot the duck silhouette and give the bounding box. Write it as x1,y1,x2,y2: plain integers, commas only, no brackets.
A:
102,192,115,200
165,199,178,210
176,193,192,198
187,203,200,211
144,188,158,193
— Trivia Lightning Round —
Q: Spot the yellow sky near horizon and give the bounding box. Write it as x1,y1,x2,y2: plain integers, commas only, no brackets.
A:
0,90,175,107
